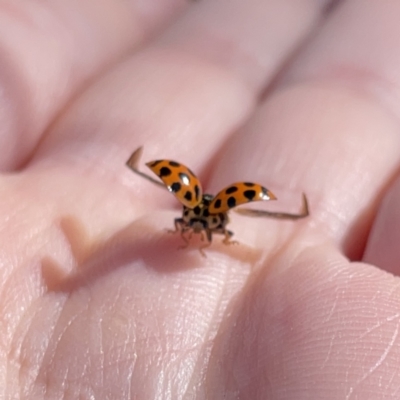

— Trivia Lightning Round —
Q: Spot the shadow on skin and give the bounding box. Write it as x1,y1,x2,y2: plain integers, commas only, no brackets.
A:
41,213,263,293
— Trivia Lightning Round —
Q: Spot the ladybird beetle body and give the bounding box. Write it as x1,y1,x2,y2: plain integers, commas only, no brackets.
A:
176,193,233,251
126,147,309,256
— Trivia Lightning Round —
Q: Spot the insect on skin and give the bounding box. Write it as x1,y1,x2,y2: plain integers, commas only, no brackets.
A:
126,146,309,256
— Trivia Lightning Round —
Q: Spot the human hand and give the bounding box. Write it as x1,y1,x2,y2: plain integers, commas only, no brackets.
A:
1,0,400,398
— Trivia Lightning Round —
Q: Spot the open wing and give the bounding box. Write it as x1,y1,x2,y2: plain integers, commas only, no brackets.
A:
235,193,309,220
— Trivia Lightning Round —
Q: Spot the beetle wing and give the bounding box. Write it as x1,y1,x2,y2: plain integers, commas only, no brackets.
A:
146,160,203,208
208,182,276,214
126,147,167,189
235,193,309,219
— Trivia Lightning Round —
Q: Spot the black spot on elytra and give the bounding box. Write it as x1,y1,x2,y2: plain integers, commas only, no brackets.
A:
194,185,200,201
184,209,189,216
227,196,236,208
193,206,201,215
159,166,172,177
179,173,190,185
203,209,209,217
184,191,192,201
212,217,218,224
170,182,181,192
244,182,255,187
243,190,257,200
213,199,222,209
169,161,180,167
225,186,238,194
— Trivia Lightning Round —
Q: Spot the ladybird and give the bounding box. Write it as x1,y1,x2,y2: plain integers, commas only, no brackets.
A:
126,147,309,256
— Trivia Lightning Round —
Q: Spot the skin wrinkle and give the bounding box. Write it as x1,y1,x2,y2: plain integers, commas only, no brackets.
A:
165,338,199,396
17,298,63,392
182,264,237,398
102,285,122,390
385,281,400,303
38,302,88,389
321,328,337,370
1,260,45,358
346,317,400,399
92,315,105,391
331,289,400,396
205,262,265,395
389,375,400,397
126,358,135,398
322,277,342,322
184,264,250,393
356,313,400,342
319,280,343,370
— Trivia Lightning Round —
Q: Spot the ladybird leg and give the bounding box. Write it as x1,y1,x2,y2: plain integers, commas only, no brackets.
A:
198,230,212,257
187,230,194,240
235,193,309,220
210,228,238,245
199,230,207,242
168,219,191,250
178,228,191,249
126,147,167,189
198,247,208,258
166,218,193,250
222,229,239,246
167,218,184,234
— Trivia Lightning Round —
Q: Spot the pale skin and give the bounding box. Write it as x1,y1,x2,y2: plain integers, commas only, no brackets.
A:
1,0,400,398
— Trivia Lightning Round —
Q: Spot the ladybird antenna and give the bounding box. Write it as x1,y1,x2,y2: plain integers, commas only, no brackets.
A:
235,193,309,220
126,146,167,189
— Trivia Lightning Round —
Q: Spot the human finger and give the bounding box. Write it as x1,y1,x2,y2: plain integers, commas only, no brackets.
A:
363,177,400,275
205,4,400,395
207,0,400,258
27,0,332,197
206,241,400,398
0,0,188,170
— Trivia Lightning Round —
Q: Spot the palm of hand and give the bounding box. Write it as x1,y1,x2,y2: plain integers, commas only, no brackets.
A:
1,1,400,399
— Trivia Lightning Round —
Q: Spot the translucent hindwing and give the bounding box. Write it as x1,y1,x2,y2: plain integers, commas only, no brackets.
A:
208,182,276,214
146,160,203,208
